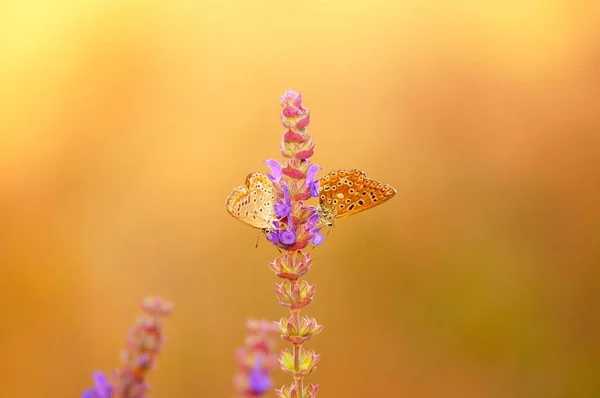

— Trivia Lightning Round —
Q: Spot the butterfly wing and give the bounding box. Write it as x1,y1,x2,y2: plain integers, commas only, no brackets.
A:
226,173,275,229
319,169,396,220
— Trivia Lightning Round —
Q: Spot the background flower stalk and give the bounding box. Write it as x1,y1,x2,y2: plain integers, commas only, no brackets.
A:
233,318,279,397
82,296,174,398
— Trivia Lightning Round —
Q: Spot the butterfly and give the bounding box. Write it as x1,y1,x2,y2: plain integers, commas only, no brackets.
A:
317,169,396,227
226,172,276,231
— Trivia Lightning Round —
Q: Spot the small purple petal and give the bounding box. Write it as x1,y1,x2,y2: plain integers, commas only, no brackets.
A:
82,390,94,398
266,231,280,245
136,353,152,369
280,230,296,245
309,180,320,198
274,201,291,218
305,164,321,184
312,229,325,246
306,212,319,230
248,357,272,394
274,184,292,218
82,371,112,398
264,159,282,183
92,371,112,398
248,371,272,393
283,184,290,201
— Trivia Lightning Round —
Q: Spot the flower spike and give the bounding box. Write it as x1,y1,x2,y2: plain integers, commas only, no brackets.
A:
264,89,324,396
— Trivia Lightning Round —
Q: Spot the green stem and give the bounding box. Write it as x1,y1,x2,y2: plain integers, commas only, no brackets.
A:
289,280,304,397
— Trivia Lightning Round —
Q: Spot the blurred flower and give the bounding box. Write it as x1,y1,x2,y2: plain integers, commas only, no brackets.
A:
234,319,278,397
82,371,113,398
248,355,272,394
82,296,173,398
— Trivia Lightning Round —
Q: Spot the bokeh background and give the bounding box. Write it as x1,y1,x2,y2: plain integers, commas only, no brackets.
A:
1,1,599,397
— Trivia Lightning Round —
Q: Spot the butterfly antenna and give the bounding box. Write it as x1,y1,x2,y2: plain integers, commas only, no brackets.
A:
255,230,263,249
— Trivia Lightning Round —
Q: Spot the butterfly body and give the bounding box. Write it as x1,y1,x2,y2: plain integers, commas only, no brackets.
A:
226,172,276,231
318,169,396,226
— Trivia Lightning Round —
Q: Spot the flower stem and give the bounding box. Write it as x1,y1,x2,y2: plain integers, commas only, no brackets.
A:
272,250,321,398
289,294,304,397
293,345,303,397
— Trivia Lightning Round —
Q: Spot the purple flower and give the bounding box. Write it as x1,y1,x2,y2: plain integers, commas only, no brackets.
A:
264,159,283,183
305,211,319,230
305,210,325,246
248,355,272,394
305,164,321,198
280,230,296,246
274,184,292,218
266,230,280,245
275,215,297,246
82,371,113,398
312,229,324,246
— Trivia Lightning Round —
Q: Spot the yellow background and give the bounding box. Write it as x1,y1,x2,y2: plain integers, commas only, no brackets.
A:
1,1,599,397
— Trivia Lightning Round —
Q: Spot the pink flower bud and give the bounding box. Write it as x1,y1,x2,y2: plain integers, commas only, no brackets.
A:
280,88,299,106
282,104,301,117
283,128,305,142
282,165,305,179
293,91,303,108
295,147,314,160
296,112,310,129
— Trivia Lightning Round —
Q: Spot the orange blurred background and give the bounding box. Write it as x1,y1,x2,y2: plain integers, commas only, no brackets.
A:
1,1,599,397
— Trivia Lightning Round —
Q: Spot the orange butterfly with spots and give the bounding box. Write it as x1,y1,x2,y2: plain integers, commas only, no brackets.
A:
317,169,396,227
